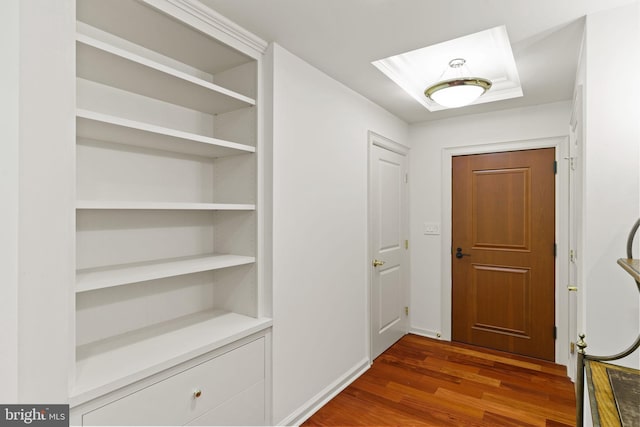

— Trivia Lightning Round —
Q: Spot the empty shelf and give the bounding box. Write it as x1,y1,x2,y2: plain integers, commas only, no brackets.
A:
77,109,255,158
77,33,255,115
76,254,256,293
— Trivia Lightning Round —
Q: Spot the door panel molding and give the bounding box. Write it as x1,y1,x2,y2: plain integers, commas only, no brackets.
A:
440,136,570,365
472,167,531,250
471,264,531,338
379,265,402,332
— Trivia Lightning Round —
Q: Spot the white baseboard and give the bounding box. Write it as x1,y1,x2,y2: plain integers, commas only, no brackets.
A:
277,357,370,426
409,327,443,340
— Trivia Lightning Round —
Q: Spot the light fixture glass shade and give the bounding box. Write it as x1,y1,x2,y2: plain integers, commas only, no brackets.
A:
427,80,490,108
424,59,492,108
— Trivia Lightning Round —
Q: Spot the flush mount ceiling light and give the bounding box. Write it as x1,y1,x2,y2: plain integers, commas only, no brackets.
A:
372,25,522,112
424,58,492,108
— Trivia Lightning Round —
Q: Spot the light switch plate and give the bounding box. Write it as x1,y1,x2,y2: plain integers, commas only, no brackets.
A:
423,222,440,235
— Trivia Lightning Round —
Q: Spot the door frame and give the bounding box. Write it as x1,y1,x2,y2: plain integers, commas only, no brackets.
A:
567,84,585,380
367,131,410,363
440,136,570,367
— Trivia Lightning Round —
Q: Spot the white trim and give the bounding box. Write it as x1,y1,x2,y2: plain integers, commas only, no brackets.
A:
277,358,370,426
409,327,442,340
440,135,570,366
566,84,585,380
142,0,268,58
369,131,410,155
0,0,20,401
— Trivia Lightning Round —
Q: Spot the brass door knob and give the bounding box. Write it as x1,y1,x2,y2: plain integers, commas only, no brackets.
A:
567,286,578,292
193,389,202,398
372,259,385,267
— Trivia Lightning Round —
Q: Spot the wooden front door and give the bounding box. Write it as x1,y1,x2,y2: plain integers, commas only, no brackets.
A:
452,148,556,361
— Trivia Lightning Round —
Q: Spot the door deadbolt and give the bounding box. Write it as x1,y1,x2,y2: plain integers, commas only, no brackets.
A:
455,248,471,259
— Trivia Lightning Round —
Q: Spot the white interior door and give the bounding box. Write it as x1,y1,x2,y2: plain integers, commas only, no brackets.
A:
369,133,409,360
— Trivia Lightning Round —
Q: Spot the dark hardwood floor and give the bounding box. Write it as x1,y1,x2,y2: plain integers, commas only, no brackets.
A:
302,334,576,426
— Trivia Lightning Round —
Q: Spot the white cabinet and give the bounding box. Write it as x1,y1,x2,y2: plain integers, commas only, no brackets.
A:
81,337,266,426
71,0,270,423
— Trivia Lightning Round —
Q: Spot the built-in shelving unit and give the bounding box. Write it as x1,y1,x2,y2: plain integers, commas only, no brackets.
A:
72,0,269,412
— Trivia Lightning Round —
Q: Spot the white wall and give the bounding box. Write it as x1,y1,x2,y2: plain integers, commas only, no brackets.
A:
582,1,640,367
408,101,571,340
16,0,76,402
0,0,20,403
265,43,408,425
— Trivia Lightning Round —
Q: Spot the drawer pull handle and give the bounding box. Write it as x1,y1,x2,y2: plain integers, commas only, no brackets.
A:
193,389,202,399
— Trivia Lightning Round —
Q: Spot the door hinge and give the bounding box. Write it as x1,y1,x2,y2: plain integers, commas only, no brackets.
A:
553,326,557,340
569,249,575,262
404,173,408,183
553,160,558,174
554,243,557,257
405,306,409,316
405,240,409,250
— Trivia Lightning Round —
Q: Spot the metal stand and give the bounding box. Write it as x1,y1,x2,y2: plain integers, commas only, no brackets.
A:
575,218,640,426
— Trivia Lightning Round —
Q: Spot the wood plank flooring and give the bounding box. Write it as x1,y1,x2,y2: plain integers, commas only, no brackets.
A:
302,334,576,426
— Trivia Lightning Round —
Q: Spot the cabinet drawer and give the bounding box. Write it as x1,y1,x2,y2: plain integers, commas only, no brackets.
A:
186,380,264,426
82,337,264,426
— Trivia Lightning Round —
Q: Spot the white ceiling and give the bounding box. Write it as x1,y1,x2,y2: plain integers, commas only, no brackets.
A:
200,0,633,123
372,25,523,111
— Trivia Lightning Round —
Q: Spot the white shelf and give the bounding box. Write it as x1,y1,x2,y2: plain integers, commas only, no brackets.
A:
76,109,255,158
76,254,256,293
71,310,272,406
76,33,255,115
76,201,255,211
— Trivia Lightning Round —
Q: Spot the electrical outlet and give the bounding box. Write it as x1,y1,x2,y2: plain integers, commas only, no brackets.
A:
423,222,440,235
